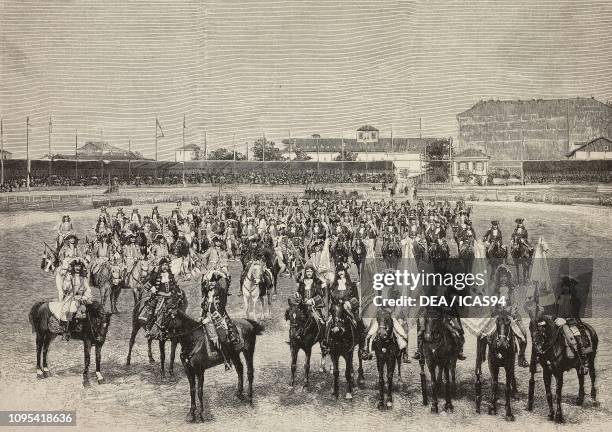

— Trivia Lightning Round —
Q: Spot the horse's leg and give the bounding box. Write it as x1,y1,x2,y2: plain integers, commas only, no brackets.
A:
527,349,537,411
386,355,395,409
196,370,205,422
589,355,597,400
243,292,250,320
35,333,44,378
83,339,92,387
429,363,439,413
554,373,564,423
95,344,104,384
169,340,177,376
185,369,197,423
42,335,52,377
267,293,272,318
246,349,255,404
396,350,403,384
376,354,385,410
147,337,155,364
444,367,453,412
357,350,365,384
505,364,515,421
126,319,138,366
112,285,120,313
234,354,244,399
331,355,340,399
345,352,354,400
303,346,312,390
543,369,554,421
420,357,428,406
159,340,166,378
488,362,498,415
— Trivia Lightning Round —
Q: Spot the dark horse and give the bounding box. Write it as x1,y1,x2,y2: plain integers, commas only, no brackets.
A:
458,240,475,275
331,237,351,273
90,261,114,311
428,240,450,274
126,289,187,377
475,310,518,421
372,308,402,410
527,316,598,423
486,240,507,281
285,297,327,389
29,300,112,386
326,302,362,400
419,309,459,413
351,238,366,277
510,241,532,285
163,308,264,423
381,236,402,270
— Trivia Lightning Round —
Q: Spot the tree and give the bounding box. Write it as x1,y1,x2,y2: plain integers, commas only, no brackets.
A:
207,147,246,161
334,149,358,161
293,148,312,161
252,138,287,161
425,138,451,182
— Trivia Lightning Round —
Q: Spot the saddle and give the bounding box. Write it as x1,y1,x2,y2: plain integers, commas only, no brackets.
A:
565,318,593,354
203,311,244,353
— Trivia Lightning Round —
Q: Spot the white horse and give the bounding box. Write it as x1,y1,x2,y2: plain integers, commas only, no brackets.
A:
241,260,272,321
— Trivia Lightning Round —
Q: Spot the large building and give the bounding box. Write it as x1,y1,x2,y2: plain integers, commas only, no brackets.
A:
175,144,204,162
457,97,612,162
49,140,147,160
281,125,448,179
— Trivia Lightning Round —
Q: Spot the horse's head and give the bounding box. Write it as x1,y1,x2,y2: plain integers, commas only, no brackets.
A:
423,317,445,344
329,302,348,339
110,265,123,285
285,298,309,340
248,261,264,285
376,309,394,343
491,312,513,355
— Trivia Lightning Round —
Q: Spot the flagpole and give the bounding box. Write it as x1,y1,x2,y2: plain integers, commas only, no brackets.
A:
341,131,345,182
26,117,30,191
262,132,266,176
232,132,236,177
155,117,158,162
0,118,4,186
128,138,132,180
288,129,292,184
316,136,320,178
182,114,186,187
48,116,53,183
75,129,78,183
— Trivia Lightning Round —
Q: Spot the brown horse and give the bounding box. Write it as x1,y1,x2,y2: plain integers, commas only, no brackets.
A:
28,300,112,386
527,316,598,423
163,309,264,423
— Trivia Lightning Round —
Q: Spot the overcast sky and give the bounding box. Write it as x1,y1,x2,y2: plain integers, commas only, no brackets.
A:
1,0,611,159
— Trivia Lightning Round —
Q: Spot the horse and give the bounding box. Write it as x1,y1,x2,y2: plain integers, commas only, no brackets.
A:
242,260,273,320
285,297,327,388
475,310,518,421
28,300,112,386
428,240,450,274
163,308,264,423
327,302,361,400
125,288,187,377
510,240,533,285
331,237,351,272
110,259,151,313
486,240,507,281
372,308,402,410
89,260,114,311
419,309,459,413
381,235,402,270
527,316,598,423
351,238,367,277
458,239,475,274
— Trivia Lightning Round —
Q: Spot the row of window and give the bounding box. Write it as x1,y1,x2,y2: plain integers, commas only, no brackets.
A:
458,161,485,171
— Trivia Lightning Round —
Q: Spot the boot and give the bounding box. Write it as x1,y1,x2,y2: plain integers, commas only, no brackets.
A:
63,320,71,341
457,342,467,361
576,348,589,375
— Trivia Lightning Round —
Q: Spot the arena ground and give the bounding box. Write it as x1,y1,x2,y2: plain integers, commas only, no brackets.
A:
0,199,611,432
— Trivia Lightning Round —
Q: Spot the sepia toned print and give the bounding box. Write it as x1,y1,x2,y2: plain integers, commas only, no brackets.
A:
1,1,611,431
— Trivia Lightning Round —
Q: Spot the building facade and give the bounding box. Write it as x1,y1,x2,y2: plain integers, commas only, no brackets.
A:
175,144,203,162
50,140,146,160
457,97,612,162
452,148,490,184
566,137,612,160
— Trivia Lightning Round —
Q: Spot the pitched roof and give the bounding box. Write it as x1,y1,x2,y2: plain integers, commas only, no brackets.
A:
565,137,612,157
50,140,148,160
281,137,443,153
457,97,612,118
177,144,202,151
0,149,11,155
455,148,489,159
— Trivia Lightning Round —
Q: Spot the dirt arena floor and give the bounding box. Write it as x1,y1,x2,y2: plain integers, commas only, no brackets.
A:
1,199,611,432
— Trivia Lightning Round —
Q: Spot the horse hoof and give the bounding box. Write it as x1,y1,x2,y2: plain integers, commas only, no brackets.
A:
488,407,496,415
386,401,393,409
377,401,385,410
555,413,564,424
548,413,555,421
96,372,104,384
302,384,309,392
236,392,245,400
576,397,584,406
506,414,515,422
149,358,156,364
345,392,353,400
186,413,196,423
445,403,454,413
198,413,205,423
83,379,91,388
431,406,439,414
36,369,44,379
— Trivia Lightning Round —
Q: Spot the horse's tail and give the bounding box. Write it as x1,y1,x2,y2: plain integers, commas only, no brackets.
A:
29,301,47,333
245,319,265,335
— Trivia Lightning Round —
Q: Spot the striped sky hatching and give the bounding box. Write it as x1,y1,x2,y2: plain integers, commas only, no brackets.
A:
1,0,611,160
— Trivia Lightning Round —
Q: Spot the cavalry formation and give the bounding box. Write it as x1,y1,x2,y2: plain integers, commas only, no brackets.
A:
29,195,599,423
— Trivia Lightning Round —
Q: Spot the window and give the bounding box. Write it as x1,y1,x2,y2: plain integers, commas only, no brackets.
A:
459,162,468,170
604,145,609,152
358,132,364,139
475,162,484,171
